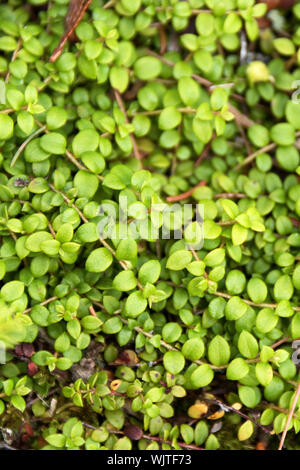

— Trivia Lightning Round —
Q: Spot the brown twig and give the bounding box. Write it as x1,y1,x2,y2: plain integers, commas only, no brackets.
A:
113,88,142,163
47,221,56,238
236,120,252,156
158,24,167,55
147,50,254,128
23,296,58,315
89,306,97,317
216,220,236,226
26,387,60,409
214,193,247,199
81,422,204,450
213,290,300,312
49,0,93,63
142,433,203,450
278,382,300,450
270,336,291,350
195,138,213,167
290,217,300,227
166,181,206,202
124,81,143,101
235,131,300,171
5,38,22,83
35,119,104,181
206,398,273,437
228,104,254,129
266,403,298,418
0,106,27,114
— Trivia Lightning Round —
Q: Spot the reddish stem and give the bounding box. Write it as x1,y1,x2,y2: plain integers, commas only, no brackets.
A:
89,306,97,317
49,0,93,62
166,181,206,202
194,139,213,167
113,89,142,163
290,217,300,227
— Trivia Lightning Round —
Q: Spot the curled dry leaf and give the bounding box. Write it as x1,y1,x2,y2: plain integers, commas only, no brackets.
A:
188,402,209,419
110,379,122,391
124,425,144,441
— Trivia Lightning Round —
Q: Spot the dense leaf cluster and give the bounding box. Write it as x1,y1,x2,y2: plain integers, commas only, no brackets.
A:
0,0,300,451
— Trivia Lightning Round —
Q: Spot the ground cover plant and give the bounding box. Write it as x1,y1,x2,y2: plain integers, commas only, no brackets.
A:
1,0,300,451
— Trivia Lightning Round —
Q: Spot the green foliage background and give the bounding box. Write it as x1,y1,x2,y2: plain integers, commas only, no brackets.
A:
0,0,300,451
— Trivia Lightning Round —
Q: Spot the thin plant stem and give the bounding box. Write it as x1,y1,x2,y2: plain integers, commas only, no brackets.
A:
114,88,142,163
10,126,46,168
235,130,300,171
278,382,300,450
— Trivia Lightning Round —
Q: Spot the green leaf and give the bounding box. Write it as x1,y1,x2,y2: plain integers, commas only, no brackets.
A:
46,434,66,448
125,291,147,317
273,38,295,56
194,421,209,446
178,77,200,107
163,351,185,375
162,322,182,343
54,332,70,353
274,275,294,301
225,296,248,321
226,358,249,380
255,362,273,386
86,247,113,273
134,57,162,80
32,350,53,366
238,385,261,408
81,316,102,331
138,260,161,284
102,316,123,334
110,66,129,93
192,118,213,144
73,170,99,199
291,312,300,339
182,338,205,361
238,331,259,359
232,224,248,246
238,420,254,441
0,114,14,140
113,436,132,450
208,335,230,366
225,270,246,295
189,364,214,389
40,133,66,155
205,434,220,450
210,88,228,111
113,270,137,291
11,395,26,412
247,278,268,303
1,281,24,302
166,250,193,271
204,220,222,240
223,12,242,34
56,357,72,370
270,123,295,146
195,12,215,36
72,129,100,156
256,308,278,333
158,106,182,131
